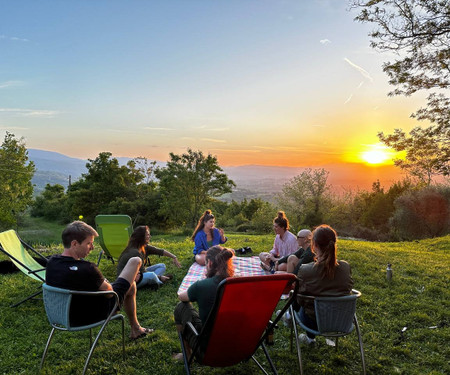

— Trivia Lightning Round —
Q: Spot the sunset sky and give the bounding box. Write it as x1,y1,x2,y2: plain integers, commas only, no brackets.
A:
0,0,425,167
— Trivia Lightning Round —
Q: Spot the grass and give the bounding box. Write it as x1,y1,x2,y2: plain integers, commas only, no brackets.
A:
0,228,449,374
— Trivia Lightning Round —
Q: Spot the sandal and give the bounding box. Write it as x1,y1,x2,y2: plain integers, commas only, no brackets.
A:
130,327,154,340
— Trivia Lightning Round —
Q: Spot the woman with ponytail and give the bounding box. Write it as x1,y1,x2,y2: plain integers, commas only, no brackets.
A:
294,224,353,345
191,210,227,265
259,211,297,272
173,246,235,361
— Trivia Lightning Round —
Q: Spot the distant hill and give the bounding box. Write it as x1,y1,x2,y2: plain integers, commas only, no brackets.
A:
27,149,403,199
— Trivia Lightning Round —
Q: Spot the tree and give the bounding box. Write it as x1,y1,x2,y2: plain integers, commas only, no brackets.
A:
352,0,450,179
67,152,144,223
0,132,35,228
277,168,330,228
31,184,69,222
155,149,235,228
379,127,450,184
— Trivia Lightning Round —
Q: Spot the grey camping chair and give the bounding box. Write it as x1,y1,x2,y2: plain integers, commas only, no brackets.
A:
40,283,125,374
289,289,366,374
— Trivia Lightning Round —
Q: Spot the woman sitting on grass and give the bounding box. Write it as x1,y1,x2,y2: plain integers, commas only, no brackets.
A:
295,224,353,345
173,245,235,361
117,226,181,289
191,210,227,266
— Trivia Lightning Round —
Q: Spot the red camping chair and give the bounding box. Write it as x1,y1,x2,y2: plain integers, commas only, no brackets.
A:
178,273,298,374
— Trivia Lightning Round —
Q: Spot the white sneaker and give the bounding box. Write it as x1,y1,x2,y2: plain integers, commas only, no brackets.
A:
325,338,336,347
276,310,292,327
298,333,315,345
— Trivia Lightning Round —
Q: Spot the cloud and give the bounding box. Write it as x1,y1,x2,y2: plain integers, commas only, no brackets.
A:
344,58,373,82
209,148,260,153
0,34,29,42
143,127,174,131
320,39,331,45
344,94,353,105
0,108,59,118
200,138,226,143
0,80,25,89
210,127,230,132
0,126,29,130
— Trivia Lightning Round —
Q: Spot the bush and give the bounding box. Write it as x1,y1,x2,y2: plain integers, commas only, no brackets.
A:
390,186,450,240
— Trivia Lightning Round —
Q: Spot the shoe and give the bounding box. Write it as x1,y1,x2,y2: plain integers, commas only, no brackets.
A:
325,338,336,347
298,333,315,345
275,309,292,327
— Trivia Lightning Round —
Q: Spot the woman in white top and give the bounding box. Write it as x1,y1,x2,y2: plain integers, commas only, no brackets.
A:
259,211,297,272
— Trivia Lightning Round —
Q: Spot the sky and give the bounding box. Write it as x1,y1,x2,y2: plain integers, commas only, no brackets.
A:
0,0,426,167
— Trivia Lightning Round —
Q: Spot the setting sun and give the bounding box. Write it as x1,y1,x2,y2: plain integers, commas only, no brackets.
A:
360,144,393,165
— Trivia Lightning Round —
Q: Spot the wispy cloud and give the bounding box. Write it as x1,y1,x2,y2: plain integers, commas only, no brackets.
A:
0,80,25,89
0,108,59,118
210,127,230,132
0,126,29,130
210,148,260,153
344,58,373,82
200,138,226,143
0,34,29,42
143,127,174,131
320,39,331,45
344,94,353,105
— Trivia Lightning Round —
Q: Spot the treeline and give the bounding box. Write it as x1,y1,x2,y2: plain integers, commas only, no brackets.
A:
1,132,449,241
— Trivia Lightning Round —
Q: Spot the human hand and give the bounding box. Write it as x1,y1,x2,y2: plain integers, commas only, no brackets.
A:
173,257,181,268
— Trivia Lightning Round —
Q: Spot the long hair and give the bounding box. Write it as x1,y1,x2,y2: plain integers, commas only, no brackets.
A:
125,225,149,255
205,246,235,280
273,211,289,231
312,224,338,279
191,210,215,241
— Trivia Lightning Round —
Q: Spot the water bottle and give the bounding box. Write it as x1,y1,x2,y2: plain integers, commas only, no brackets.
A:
386,263,393,281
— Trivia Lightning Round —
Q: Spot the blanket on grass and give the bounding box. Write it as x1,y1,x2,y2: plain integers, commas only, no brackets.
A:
177,256,268,294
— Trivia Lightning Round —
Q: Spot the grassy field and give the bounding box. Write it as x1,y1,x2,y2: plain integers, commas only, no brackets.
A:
0,227,449,374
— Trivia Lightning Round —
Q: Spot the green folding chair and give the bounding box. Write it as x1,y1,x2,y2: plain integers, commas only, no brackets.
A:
0,229,47,307
95,215,133,265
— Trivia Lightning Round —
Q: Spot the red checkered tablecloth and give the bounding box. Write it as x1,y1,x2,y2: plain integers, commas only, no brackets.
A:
177,256,269,294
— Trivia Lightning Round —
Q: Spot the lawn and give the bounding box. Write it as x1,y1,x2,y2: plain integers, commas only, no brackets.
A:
0,230,448,374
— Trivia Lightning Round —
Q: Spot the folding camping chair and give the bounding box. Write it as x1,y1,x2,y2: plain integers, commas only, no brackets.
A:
95,215,133,265
178,273,298,374
0,229,47,307
289,289,366,374
40,283,125,374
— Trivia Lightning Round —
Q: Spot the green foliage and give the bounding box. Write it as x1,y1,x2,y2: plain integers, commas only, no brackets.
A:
0,232,449,374
31,184,70,223
378,127,450,184
155,149,235,228
390,186,450,240
0,132,35,229
352,0,450,181
277,168,331,229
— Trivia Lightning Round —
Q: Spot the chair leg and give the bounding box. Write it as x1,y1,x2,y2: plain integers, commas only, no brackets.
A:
83,321,113,375
251,354,271,375
177,331,191,375
121,317,125,360
260,342,278,375
10,288,42,307
354,315,366,375
97,250,103,266
290,305,303,375
40,328,56,369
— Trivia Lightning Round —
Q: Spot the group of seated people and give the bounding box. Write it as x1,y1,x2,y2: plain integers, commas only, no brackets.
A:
45,209,353,357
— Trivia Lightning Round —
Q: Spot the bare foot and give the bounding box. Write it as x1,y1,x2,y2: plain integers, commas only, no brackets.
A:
130,327,154,340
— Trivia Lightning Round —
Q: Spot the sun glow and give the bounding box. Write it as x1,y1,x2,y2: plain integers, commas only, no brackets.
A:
360,144,393,165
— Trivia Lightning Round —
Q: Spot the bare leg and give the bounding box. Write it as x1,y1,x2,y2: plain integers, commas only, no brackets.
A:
195,252,206,266
277,262,288,272
118,256,152,338
287,255,300,274
259,252,271,267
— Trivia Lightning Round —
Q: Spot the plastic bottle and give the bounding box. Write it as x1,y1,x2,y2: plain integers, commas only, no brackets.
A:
386,263,393,281
266,326,274,345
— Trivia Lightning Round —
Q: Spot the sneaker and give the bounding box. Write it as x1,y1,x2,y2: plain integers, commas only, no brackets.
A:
298,333,315,345
325,338,336,347
275,309,292,327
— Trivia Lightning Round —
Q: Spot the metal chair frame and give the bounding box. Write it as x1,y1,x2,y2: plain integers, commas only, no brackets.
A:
40,283,125,374
290,289,366,374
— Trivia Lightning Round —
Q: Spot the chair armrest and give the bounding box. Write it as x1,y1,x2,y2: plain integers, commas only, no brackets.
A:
28,268,46,275
185,321,199,337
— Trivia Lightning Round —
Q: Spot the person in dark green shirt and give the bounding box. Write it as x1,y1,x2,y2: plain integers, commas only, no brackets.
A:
173,245,235,361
